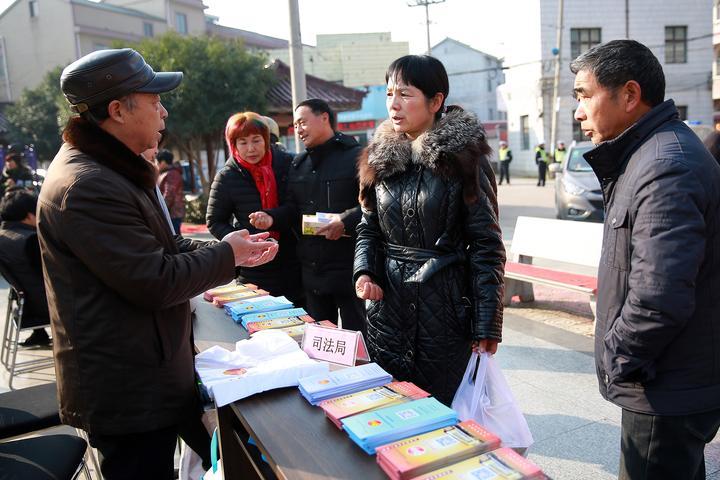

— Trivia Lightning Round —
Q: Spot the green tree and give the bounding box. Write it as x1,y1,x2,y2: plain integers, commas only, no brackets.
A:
126,32,274,195
5,66,68,163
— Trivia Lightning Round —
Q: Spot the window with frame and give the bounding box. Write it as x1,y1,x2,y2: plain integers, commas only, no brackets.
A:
143,22,154,37
572,111,585,142
716,51,720,76
29,0,39,18
520,115,529,150
175,12,188,35
676,105,688,120
665,26,687,64
570,28,601,59
716,0,720,20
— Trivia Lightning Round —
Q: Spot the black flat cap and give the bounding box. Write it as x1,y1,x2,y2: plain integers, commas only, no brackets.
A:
60,48,182,114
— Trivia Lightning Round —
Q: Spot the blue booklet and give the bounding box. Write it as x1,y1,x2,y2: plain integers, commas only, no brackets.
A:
342,398,458,454
298,363,392,405
224,296,294,325
240,308,308,327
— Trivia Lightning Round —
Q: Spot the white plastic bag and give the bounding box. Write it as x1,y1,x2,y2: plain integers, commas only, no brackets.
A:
202,428,224,480
451,352,533,449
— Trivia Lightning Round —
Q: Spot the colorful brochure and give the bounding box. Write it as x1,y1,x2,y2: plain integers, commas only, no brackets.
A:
320,382,430,429
203,282,257,302
298,362,392,405
302,212,335,235
211,289,268,307
272,320,337,341
240,308,309,326
341,398,458,455
224,296,294,325
408,447,544,480
246,315,315,335
376,420,501,480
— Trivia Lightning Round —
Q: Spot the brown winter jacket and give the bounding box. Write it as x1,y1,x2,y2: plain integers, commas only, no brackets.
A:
37,117,235,435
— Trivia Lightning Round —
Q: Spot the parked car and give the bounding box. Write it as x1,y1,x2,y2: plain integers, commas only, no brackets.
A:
550,141,604,222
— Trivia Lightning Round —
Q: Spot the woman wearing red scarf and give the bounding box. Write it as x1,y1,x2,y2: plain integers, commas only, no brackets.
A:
207,112,303,305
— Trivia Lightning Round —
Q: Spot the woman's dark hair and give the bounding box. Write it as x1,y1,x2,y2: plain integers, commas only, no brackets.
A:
385,55,450,120
704,131,720,165
0,189,38,222
570,39,665,107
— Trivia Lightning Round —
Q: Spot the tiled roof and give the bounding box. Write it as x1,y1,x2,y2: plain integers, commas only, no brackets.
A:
72,0,166,22
265,60,365,113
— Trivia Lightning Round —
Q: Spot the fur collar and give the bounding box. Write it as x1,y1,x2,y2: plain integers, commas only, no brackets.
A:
62,117,158,190
358,107,497,210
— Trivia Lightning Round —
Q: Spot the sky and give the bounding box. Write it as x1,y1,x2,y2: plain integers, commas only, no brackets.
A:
204,0,508,58
0,0,509,57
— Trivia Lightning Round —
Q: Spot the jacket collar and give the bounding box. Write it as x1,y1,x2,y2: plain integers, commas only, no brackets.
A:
584,99,679,180
366,108,487,180
62,116,158,190
0,221,35,233
297,132,359,169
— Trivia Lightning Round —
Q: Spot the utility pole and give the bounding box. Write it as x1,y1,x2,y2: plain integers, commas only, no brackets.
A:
549,0,564,160
288,0,307,153
625,0,630,38
408,0,446,55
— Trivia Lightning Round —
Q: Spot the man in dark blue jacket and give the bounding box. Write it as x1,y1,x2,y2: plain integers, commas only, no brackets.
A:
572,39,720,479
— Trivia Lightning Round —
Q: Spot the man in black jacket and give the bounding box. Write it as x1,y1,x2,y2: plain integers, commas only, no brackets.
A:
250,99,366,333
572,40,720,480
0,189,51,346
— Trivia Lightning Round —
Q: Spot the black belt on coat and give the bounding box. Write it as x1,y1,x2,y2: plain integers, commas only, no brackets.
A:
384,242,465,284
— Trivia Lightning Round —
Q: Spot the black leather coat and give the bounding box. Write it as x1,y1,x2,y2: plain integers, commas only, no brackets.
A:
354,109,505,405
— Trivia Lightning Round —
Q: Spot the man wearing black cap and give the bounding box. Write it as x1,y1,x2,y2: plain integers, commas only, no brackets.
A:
37,48,278,479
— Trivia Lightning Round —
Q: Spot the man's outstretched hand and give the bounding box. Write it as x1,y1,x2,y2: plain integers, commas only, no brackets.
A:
222,229,278,267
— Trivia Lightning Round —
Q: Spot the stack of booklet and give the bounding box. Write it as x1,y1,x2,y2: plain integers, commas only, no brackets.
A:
224,296,293,323
341,398,458,455
248,318,336,336
298,363,392,405
245,314,315,334
319,382,430,429
212,288,268,307
240,308,310,330
408,447,544,479
203,282,258,302
375,420,501,479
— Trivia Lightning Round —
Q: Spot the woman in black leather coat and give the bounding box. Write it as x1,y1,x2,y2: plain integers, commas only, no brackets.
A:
353,55,505,405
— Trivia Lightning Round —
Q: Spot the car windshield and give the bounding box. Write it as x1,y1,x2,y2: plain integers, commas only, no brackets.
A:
567,146,594,172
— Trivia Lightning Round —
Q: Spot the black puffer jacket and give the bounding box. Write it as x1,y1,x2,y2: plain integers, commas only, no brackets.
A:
587,99,720,415
0,222,49,319
354,108,505,405
206,146,303,303
266,133,362,296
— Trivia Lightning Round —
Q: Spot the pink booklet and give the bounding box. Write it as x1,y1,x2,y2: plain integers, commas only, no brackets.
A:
211,289,268,307
319,382,429,429
408,447,544,480
376,420,501,480
246,315,315,334
202,283,258,302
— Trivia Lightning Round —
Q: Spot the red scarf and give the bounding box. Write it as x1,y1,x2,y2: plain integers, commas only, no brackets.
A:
235,150,280,240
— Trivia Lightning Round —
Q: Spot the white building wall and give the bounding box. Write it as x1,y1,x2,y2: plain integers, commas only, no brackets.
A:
0,0,76,103
431,39,504,122
503,0,712,175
